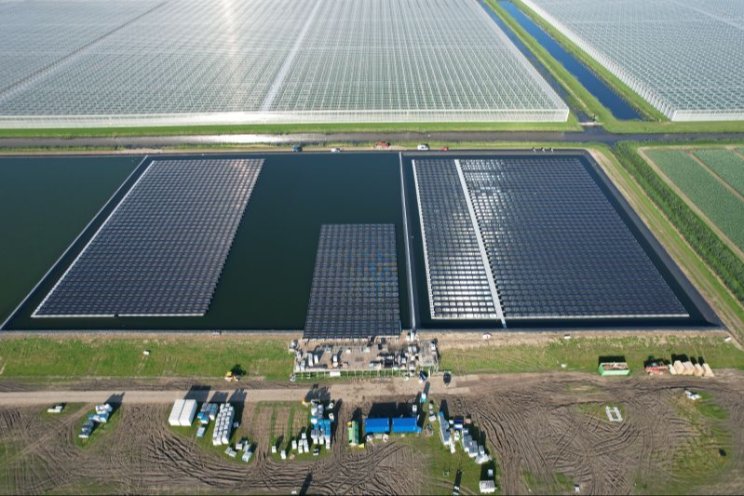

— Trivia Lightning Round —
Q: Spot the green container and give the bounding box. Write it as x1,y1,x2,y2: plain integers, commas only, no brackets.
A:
598,362,630,376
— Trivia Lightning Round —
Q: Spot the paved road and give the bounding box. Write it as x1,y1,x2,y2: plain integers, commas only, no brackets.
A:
2,128,744,150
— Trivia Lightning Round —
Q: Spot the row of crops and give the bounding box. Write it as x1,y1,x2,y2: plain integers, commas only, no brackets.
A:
646,149,744,251
616,143,744,306
692,149,744,197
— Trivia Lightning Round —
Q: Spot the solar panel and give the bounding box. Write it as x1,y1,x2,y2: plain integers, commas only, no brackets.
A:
412,159,503,321
303,224,401,339
448,156,687,320
33,158,263,318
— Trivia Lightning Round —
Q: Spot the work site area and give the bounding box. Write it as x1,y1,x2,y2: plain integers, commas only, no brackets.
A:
0,331,743,495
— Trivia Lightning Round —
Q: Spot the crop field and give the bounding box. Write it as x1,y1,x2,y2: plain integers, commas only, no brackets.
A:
645,149,744,252
0,0,567,127
692,149,744,197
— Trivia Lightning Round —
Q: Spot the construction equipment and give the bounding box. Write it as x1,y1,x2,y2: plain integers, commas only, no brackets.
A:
224,371,240,382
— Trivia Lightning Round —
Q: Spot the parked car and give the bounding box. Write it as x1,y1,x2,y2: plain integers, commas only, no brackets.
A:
417,143,430,151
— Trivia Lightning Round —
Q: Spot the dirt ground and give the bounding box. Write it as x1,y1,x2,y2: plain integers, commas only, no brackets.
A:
1,372,743,495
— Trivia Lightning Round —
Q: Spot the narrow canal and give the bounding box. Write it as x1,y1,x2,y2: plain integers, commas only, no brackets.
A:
482,0,643,121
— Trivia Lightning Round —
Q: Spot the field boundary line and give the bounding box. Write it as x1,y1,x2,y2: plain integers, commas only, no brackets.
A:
638,148,744,262
686,151,744,204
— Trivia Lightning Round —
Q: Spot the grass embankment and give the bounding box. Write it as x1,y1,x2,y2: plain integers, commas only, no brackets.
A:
636,391,732,494
440,336,744,376
0,118,580,140
0,336,292,381
615,143,744,318
494,0,744,134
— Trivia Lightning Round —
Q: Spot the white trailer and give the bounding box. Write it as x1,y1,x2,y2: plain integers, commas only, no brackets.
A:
178,399,198,426
169,399,186,426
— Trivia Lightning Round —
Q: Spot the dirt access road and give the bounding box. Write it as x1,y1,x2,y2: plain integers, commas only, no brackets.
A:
1,371,743,495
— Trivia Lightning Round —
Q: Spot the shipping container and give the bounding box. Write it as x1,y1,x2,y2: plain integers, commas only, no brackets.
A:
391,417,420,434
364,417,391,435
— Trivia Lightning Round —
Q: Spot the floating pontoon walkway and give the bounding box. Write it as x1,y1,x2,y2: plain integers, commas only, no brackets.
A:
412,159,504,322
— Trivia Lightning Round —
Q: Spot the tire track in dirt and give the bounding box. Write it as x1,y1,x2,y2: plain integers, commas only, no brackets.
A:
1,373,743,494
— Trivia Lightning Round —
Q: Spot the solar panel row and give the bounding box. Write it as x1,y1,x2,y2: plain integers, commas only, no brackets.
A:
412,159,502,320
414,157,688,321
303,224,401,339
33,158,263,318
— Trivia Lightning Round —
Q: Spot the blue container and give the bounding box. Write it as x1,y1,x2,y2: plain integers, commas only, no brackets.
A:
364,417,391,435
391,417,420,434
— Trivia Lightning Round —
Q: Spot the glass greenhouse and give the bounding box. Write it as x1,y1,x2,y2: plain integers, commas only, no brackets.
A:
522,0,744,121
0,0,568,127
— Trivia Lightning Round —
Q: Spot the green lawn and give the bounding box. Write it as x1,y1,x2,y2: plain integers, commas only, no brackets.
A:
646,149,744,251
522,470,574,495
439,336,744,377
0,119,580,139
0,336,293,381
691,149,744,197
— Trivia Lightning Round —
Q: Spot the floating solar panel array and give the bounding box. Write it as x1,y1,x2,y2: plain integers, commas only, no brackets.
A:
303,224,401,339
412,159,503,321
413,157,688,322
0,0,568,127
458,157,687,319
34,158,263,318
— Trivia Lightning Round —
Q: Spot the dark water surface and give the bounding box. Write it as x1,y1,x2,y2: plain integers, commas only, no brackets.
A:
6,153,408,331
3,152,714,332
0,155,141,323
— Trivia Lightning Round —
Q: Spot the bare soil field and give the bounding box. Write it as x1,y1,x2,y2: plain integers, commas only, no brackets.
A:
0,372,742,495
